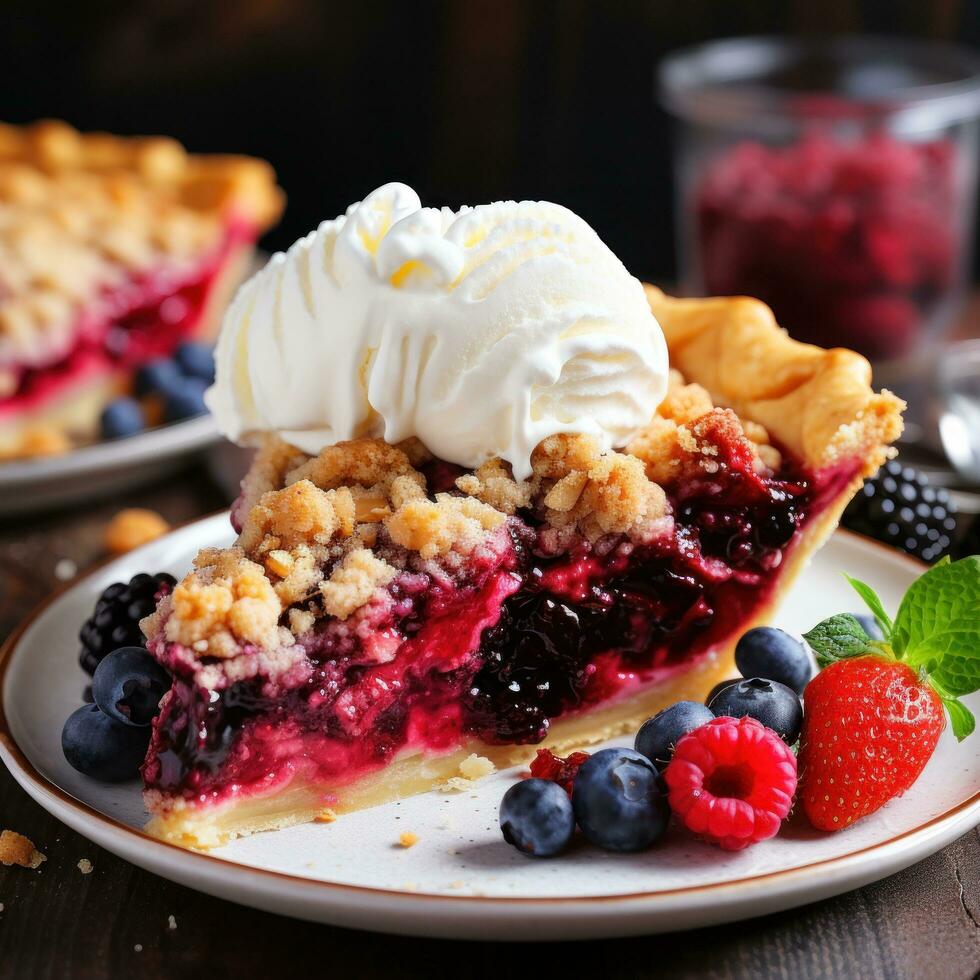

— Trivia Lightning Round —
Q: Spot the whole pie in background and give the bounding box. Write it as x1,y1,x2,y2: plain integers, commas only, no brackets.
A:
134,185,903,849
0,119,283,459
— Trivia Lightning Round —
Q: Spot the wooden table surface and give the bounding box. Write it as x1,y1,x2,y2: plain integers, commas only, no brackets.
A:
0,463,978,980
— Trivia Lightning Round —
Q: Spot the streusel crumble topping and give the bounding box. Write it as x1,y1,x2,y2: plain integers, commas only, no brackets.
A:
143,372,783,671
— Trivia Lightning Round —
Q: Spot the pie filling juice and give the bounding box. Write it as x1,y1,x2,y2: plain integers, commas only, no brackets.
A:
143,439,859,811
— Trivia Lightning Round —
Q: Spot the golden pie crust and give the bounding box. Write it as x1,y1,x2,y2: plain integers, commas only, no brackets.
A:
645,286,904,475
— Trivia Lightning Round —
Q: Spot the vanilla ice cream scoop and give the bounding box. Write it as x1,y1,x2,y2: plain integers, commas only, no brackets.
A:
207,183,669,479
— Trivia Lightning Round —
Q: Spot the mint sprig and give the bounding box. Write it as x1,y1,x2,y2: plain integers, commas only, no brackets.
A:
803,556,980,741
803,614,879,667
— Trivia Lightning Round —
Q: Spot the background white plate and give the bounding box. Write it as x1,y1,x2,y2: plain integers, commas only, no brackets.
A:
0,414,222,515
1,519,978,940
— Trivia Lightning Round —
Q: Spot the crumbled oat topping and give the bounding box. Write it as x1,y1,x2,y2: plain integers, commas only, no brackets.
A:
285,439,418,495
0,830,45,870
385,493,505,559
239,480,354,557
150,373,793,658
529,433,667,539
164,547,282,658
320,548,397,620
455,458,532,515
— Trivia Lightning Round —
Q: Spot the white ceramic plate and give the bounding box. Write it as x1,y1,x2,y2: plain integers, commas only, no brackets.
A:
0,414,222,515
1,519,977,940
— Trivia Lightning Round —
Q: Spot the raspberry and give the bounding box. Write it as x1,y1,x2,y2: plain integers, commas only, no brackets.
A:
528,748,590,795
664,715,797,850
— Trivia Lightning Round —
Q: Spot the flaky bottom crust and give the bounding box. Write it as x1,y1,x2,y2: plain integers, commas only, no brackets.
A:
144,485,855,850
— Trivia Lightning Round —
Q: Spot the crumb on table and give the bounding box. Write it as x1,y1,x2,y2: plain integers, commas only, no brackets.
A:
398,831,420,848
0,830,46,870
104,508,171,554
77,858,93,875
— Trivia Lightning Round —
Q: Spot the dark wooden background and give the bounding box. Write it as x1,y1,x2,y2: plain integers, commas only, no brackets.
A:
0,467,978,979
3,0,980,283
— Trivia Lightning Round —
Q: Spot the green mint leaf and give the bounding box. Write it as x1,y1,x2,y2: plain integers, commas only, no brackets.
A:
803,614,877,667
845,575,893,640
931,677,977,741
943,699,976,741
892,556,980,697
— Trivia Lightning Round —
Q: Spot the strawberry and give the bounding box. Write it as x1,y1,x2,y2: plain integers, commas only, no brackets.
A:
798,656,944,831
800,557,980,832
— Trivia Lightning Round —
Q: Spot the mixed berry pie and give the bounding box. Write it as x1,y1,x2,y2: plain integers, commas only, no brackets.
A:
137,186,903,847
0,120,283,459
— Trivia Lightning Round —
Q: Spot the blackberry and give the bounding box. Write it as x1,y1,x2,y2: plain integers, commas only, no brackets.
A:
954,514,980,561
79,572,176,675
842,460,956,563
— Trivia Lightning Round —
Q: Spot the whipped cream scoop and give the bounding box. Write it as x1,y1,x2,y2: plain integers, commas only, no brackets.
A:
207,183,669,479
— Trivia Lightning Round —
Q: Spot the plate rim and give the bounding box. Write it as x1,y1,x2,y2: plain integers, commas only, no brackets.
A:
1,522,978,910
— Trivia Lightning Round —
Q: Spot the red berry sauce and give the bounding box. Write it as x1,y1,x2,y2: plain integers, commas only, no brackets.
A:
695,131,959,359
529,748,590,795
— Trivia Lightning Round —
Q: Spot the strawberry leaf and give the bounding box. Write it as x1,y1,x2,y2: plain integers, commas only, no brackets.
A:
803,614,877,667
845,575,893,640
892,556,980,696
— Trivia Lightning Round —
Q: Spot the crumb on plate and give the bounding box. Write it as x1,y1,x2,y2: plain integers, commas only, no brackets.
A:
0,830,46,870
398,831,419,848
105,508,170,554
437,753,496,792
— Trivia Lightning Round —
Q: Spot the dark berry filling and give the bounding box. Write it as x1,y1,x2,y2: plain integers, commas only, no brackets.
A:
144,446,860,807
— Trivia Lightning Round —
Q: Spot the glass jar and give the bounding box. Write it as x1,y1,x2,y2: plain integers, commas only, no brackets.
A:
659,37,980,361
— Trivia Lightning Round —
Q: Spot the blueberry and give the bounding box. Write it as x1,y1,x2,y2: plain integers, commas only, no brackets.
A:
99,397,145,440
163,377,209,422
92,647,171,727
635,701,714,769
734,627,813,695
61,704,151,781
708,677,803,744
134,357,182,398
705,678,740,706
571,748,669,852
174,341,216,383
853,613,885,641
499,778,575,857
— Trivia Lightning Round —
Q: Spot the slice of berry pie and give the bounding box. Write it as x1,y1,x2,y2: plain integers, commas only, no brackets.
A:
0,120,283,459
138,185,902,847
